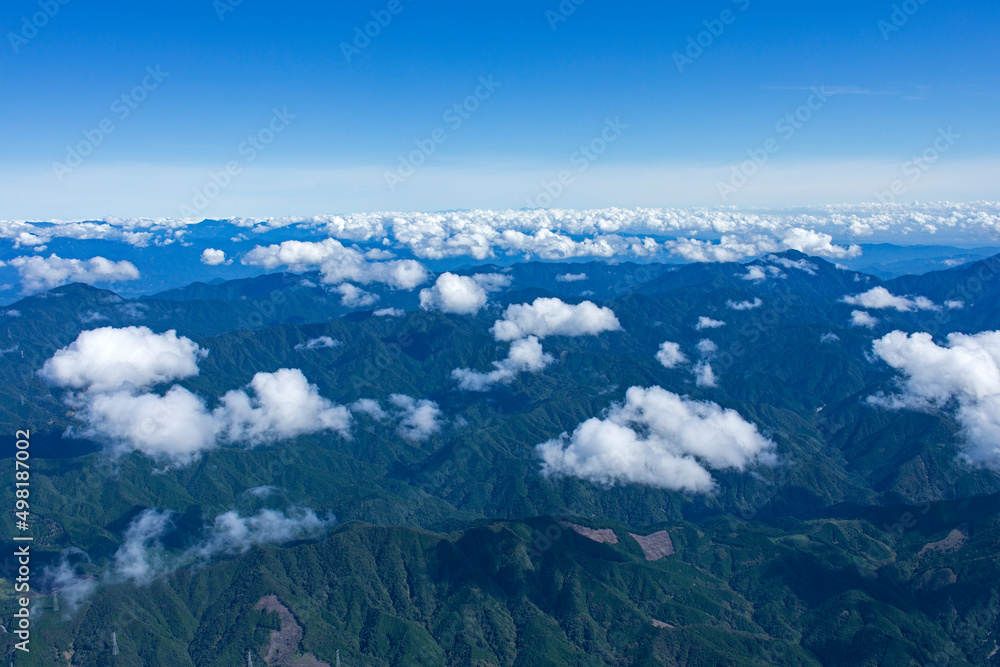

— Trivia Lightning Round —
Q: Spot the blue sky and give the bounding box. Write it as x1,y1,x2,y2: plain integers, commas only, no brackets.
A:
2,0,998,218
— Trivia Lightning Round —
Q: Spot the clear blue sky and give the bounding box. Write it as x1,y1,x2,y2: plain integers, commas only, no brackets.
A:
2,0,998,218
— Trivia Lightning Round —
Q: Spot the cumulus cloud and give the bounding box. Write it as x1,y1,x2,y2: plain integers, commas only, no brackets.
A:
40,327,206,393
739,265,785,282
295,336,341,351
695,316,726,331
335,283,379,307
669,235,771,263
214,369,352,446
374,307,404,317
389,394,443,441
76,386,219,464
871,330,1000,468
820,332,841,343
656,341,687,369
492,298,621,342
350,398,389,420
557,273,588,282
452,298,619,391
243,238,428,290
44,329,351,465
727,297,762,311
536,386,776,492
850,310,879,328
11,254,140,292
200,248,230,266
452,336,554,390
780,228,860,259
696,339,719,356
694,361,718,388
420,272,489,315
945,300,965,310
841,287,939,312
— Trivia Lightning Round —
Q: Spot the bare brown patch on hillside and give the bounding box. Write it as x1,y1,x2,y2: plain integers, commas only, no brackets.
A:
630,530,675,561
562,522,619,544
254,595,331,667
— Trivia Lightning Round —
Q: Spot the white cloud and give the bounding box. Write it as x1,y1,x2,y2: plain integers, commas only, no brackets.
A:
871,330,1000,468
820,332,841,343
492,298,621,342
656,341,687,369
420,273,489,315
200,248,229,266
215,369,352,447
40,327,206,393
193,507,334,559
44,329,351,465
373,307,404,317
111,509,172,584
11,254,140,292
536,386,776,492
780,228,860,259
695,316,726,331
295,336,341,351
669,235,771,263
389,394,443,441
242,238,343,271
350,398,389,420
243,238,428,290
696,339,718,356
739,265,785,282
842,287,939,312
557,273,588,282
6,203,1000,266
77,385,219,464
726,297,762,311
471,272,512,291
54,505,334,602
452,335,554,391
694,361,718,388
945,300,965,310
768,255,818,275
850,310,879,328
335,283,379,307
